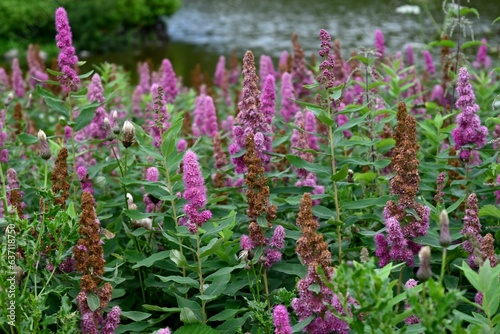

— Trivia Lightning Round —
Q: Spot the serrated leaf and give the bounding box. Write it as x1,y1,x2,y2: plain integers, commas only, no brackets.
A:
120,311,151,321
479,204,500,219
132,250,170,269
86,292,100,312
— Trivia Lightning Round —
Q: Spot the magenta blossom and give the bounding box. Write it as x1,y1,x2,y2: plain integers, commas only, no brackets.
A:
451,68,488,161
182,150,212,233
55,7,80,91
273,305,292,334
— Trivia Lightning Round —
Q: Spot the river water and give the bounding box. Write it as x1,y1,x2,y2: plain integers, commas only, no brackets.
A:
87,0,500,83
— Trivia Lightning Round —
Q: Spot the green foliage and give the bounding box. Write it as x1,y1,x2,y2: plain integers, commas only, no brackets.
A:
0,0,181,53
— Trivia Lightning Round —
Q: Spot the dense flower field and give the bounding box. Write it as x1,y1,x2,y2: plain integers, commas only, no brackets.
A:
0,4,499,334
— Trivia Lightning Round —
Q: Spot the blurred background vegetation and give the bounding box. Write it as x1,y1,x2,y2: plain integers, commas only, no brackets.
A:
0,0,182,56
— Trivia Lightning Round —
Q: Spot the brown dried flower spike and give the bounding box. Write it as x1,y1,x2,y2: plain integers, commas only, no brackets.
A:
51,147,70,207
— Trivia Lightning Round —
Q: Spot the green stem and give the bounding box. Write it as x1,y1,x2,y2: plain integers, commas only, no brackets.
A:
327,96,342,264
396,265,405,312
0,163,10,219
43,160,48,189
440,248,447,285
196,232,207,323
262,268,270,309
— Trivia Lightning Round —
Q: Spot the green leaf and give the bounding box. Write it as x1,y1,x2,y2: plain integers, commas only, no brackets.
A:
132,250,170,269
342,195,391,210
459,6,479,17
204,273,231,298
208,309,240,322
456,261,481,291
200,237,223,258
74,103,100,132
428,40,456,48
286,154,331,177
272,263,307,278
142,304,182,313
312,206,336,219
170,249,188,267
461,41,486,50
36,85,69,119
120,311,151,321
334,112,370,135
180,308,202,324
18,133,39,145
156,275,199,288
122,209,151,220
161,114,184,157
479,204,500,219
305,105,334,127
86,292,100,312
331,164,349,182
175,323,219,334
446,195,466,214
78,69,94,79
292,315,314,333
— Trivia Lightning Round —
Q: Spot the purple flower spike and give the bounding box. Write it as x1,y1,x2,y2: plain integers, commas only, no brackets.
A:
273,305,292,334
102,306,121,334
375,29,386,57
214,55,226,87
182,150,212,232
204,96,219,137
161,59,178,103
240,234,253,251
422,50,435,74
406,45,414,65
55,7,80,92
270,225,285,249
259,55,275,84
261,74,276,125
451,68,488,161
305,111,319,150
280,72,299,122
473,39,491,69
11,58,25,97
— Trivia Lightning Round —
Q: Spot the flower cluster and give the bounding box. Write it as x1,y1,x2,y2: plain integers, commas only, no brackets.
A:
230,50,273,173
461,193,483,267
317,29,336,89
375,103,429,267
51,147,70,208
451,67,488,161
55,7,80,91
181,150,212,233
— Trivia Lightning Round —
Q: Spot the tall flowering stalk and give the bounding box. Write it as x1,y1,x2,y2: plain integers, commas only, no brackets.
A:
375,103,429,267
292,193,350,333
74,191,121,334
461,193,482,267
11,58,25,98
374,29,386,57
55,7,80,92
161,59,178,103
182,150,212,234
317,28,343,262
451,67,488,161
51,147,70,208
230,51,273,173
291,33,314,97
472,39,491,69
280,72,299,123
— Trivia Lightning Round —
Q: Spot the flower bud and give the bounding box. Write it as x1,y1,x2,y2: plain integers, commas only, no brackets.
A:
103,117,115,141
121,120,135,148
416,246,432,282
38,130,52,160
26,93,33,109
4,92,14,106
347,169,354,183
111,110,120,135
439,210,451,247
